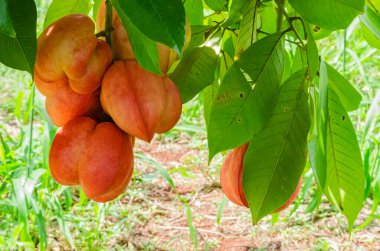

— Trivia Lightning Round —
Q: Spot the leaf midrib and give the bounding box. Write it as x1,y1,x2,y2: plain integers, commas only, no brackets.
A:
256,70,308,219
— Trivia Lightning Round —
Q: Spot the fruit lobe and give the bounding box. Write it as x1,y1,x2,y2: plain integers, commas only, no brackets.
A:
35,75,101,126
49,117,134,202
100,60,182,142
35,14,112,95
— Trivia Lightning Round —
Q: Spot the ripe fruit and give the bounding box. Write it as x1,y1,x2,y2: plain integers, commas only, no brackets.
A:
96,3,191,74
49,117,134,202
35,14,112,95
220,144,302,212
100,60,182,142
220,144,249,207
35,75,101,126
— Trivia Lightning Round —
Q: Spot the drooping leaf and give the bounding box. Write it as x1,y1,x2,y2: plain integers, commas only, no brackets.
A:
257,1,277,38
223,0,250,26
243,69,311,223
305,24,319,79
360,5,380,48
187,25,212,51
0,0,15,37
170,46,218,103
184,0,204,25
112,0,186,54
204,0,227,12
310,24,332,40
203,83,219,130
289,0,365,30
325,63,362,111
292,46,308,73
308,61,328,189
369,0,380,11
208,32,284,160
361,21,380,49
360,5,380,39
0,0,37,75
93,0,103,22
43,0,92,29
325,87,365,230
112,1,161,75
235,0,259,57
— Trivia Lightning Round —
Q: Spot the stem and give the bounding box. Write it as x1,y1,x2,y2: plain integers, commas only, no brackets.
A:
105,0,114,59
276,0,285,31
27,84,36,175
95,31,106,38
275,0,305,48
343,29,347,75
250,0,260,45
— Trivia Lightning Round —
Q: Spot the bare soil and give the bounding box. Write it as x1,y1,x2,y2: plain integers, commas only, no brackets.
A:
115,138,380,251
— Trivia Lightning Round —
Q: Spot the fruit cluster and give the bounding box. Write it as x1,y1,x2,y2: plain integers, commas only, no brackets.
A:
34,7,188,202
220,144,302,212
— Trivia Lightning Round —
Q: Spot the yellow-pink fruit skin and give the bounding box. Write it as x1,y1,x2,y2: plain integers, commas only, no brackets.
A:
100,60,182,142
35,14,112,95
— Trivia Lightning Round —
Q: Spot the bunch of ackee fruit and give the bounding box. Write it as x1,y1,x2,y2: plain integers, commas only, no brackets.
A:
34,4,188,202
35,3,300,210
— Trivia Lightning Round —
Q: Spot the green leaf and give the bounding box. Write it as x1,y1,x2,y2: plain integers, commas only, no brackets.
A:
204,0,227,12
235,0,258,56
186,25,212,51
310,24,332,40
325,63,362,111
203,83,219,130
43,0,92,29
243,69,311,223
184,0,204,25
223,0,250,26
170,46,218,103
360,5,380,48
289,0,365,30
0,0,15,37
112,1,161,75
361,21,380,48
257,1,277,38
360,5,380,39
308,61,328,189
0,0,37,75
368,0,380,11
292,46,308,73
325,87,365,230
93,0,103,22
112,0,186,54
305,24,319,79
208,32,284,160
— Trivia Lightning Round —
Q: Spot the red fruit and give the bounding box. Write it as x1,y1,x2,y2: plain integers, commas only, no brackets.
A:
220,144,302,212
100,60,182,142
49,117,134,202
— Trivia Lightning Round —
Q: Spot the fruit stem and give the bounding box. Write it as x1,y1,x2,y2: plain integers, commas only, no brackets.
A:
105,0,114,59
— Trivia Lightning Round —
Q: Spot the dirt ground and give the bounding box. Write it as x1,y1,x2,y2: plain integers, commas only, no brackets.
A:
114,138,380,251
